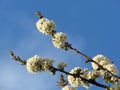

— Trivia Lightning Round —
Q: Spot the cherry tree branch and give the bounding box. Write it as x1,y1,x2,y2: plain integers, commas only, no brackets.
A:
65,42,120,80
10,51,26,65
35,11,120,80
10,51,109,89
50,66,109,89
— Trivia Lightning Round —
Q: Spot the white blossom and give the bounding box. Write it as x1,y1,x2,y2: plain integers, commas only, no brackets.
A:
67,67,82,87
52,32,67,49
36,18,56,35
92,54,112,70
80,68,101,80
110,76,118,82
57,62,67,70
26,55,44,73
62,86,77,90
103,72,118,83
84,70,101,80
104,64,118,75
67,67,91,88
92,54,118,78
26,55,55,73
43,58,55,71
81,81,91,89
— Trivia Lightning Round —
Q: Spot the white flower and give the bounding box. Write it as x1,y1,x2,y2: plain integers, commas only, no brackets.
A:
84,70,101,80
52,32,67,49
67,67,82,87
99,70,106,76
57,62,67,70
26,55,55,73
36,18,56,35
26,55,44,73
67,67,91,88
62,86,77,90
103,72,118,83
104,64,118,75
43,58,55,71
92,54,118,76
111,76,118,82
81,68,101,80
81,81,91,89
92,54,111,70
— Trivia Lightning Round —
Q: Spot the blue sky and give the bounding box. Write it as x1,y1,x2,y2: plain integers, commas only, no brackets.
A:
0,0,120,90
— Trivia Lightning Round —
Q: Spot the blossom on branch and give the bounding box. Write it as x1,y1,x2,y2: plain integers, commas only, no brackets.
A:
92,54,111,70
52,32,67,50
92,54,118,75
57,62,67,70
36,18,56,35
26,55,44,73
91,54,118,83
84,70,101,80
67,67,82,87
26,55,55,73
67,67,91,88
43,58,55,71
104,64,118,75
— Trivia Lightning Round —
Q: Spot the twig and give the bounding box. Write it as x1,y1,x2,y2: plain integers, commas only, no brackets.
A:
66,42,120,80
51,66,108,89
10,51,109,89
34,11,120,80
57,74,68,87
10,51,26,65
36,11,44,19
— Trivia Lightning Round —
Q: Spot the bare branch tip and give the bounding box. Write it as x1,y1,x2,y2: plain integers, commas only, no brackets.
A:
35,11,44,19
9,51,26,65
10,51,14,56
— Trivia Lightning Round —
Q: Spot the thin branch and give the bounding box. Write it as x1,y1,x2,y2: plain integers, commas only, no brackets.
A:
10,51,109,89
34,11,120,80
57,74,68,87
51,66,108,89
10,51,26,65
66,42,120,80
36,11,44,19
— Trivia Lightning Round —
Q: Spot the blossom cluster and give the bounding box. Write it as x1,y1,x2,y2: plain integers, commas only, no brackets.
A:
36,18,56,35
67,54,119,89
52,32,67,49
67,67,94,89
57,62,67,70
24,49,119,90
26,55,67,74
92,54,118,83
92,54,118,75
26,55,54,73
36,17,68,50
